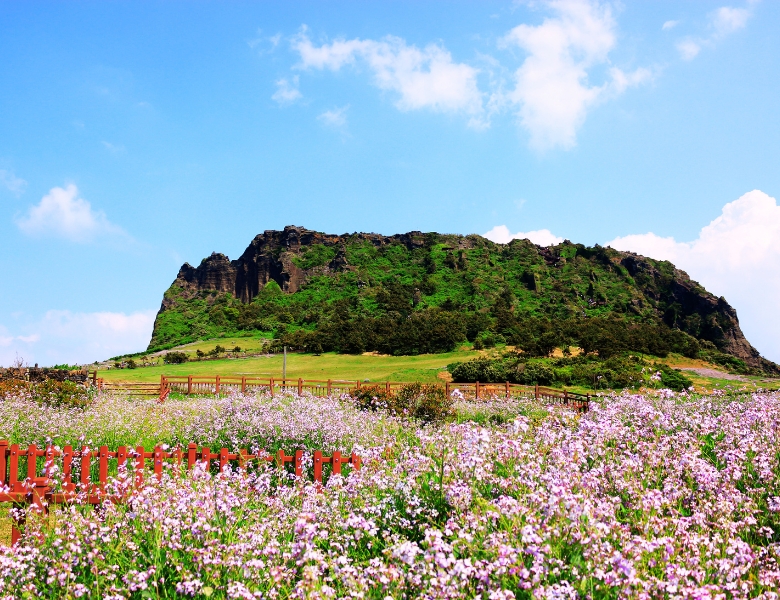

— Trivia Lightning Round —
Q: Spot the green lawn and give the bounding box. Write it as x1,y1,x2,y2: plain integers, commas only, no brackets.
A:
98,350,483,383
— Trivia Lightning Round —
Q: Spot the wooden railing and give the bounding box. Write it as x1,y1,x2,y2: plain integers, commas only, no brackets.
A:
0,440,360,546
90,373,591,411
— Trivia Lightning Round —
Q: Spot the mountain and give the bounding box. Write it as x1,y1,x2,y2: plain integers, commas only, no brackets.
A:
149,225,777,373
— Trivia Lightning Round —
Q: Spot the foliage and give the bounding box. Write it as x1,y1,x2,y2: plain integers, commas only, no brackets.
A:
352,382,454,423
32,379,91,408
149,236,767,371
163,351,188,365
449,352,694,391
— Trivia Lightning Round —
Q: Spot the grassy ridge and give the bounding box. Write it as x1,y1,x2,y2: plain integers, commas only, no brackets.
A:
149,234,764,371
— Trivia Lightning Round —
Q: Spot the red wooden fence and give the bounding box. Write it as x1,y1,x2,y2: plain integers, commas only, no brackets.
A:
91,373,591,411
0,440,360,546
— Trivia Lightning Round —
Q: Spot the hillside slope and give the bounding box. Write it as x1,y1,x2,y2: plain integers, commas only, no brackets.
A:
149,226,777,373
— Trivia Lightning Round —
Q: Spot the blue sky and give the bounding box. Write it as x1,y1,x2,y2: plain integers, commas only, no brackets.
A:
2,0,780,365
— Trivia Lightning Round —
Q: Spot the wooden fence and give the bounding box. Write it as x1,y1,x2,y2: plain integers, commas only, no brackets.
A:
91,373,591,411
0,440,360,546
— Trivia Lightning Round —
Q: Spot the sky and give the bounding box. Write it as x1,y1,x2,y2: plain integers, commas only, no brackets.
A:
1,0,779,365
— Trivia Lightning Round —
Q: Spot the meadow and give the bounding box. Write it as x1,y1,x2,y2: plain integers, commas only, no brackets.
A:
2,385,780,598
100,346,780,394
100,349,483,384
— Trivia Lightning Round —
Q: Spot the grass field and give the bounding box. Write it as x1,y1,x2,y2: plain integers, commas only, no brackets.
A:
97,347,780,392
99,349,483,383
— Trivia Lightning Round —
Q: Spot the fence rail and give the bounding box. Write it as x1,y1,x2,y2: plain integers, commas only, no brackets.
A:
90,372,591,411
0,440,360,546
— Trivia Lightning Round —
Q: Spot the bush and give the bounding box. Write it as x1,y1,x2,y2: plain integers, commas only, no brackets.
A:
657,365,693,391
163,351,188,365
33,379,90,408
393,382,453,423
0,379,29,399
352,382,453,423
352,385,393,412
449,358,509,383
517,362,554,386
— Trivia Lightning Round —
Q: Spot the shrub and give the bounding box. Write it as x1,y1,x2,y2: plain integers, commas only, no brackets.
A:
163,351,188,365
33,379,90,408
393,382,454,423
517,362,555,386
0,379,29,399
352,382,453,423
657,365,693,391
352,385,393,412
126,359,137,369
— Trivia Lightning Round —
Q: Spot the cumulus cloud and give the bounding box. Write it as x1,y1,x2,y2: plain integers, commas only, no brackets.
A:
484,224,564,246
662,20,680,31
608,190,780,362
15,184,127,243
0,169,27,195
0,310,156,366
502,0,651,151
272,76,302,104
318,105,349,128
676,3,755,61
292,27,484,125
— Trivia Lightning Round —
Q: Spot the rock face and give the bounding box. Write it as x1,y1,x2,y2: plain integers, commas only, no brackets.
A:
154,225,769,368
617,254,762,365
175,225,432,300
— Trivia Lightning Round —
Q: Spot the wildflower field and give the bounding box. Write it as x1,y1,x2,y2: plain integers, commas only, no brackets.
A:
2,387,780,599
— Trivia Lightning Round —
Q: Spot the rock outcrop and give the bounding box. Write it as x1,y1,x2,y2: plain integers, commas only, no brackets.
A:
152,225,771,369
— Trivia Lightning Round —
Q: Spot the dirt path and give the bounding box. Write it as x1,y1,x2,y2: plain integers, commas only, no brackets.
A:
681,367,747,381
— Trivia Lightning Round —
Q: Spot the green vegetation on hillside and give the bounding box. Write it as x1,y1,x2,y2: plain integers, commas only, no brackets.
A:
150,235,772,373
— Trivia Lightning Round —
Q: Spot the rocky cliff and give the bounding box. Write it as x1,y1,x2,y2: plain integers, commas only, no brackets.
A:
151,225,773,371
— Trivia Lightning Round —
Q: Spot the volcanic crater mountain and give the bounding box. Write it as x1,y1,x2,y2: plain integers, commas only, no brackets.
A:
150,225,776,373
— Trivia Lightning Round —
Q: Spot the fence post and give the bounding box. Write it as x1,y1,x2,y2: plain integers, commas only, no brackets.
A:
187,376,193,396
327,379,332,395
215,375,220,395
135,446,145,488
187,443,197,469
241,376,247,393
535,384,539,401
505,381,510,399
98,446,109,491
298,378,303,395
313,451,323,487
0,440,7,484
270,377,274,398
356,380,361,390
80,447,92,492
219,448,229,473
475,381,480,400
294,450,302,478
332,451,342,476
386,381,390,394
445,381,450,398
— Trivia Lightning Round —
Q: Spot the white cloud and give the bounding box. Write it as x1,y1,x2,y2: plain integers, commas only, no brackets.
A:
711,6,751,37
15,184,127,243
292,28,484,124
318,105,349,127
607,189,780,362
676,40,702,61
484,224,564,246
502,0,651,151
0,169,27,195
272,76,302,104
662,20,680,31
676,3,755,61
0,310,156,366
